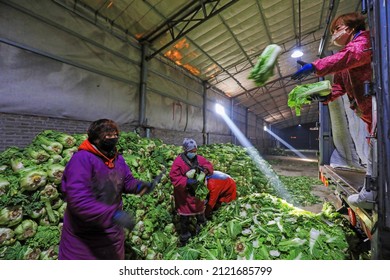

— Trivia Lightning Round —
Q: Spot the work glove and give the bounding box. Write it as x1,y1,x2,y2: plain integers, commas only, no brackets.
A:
112,210,136,231
137,181,154,195
308,94,329,102
291,60,315,80
186,178,198,196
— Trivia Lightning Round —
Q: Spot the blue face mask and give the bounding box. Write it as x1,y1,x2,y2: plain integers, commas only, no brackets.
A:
187,152,196,159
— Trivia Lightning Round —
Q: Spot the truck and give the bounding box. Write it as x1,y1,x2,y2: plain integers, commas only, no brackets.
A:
318,0,390,259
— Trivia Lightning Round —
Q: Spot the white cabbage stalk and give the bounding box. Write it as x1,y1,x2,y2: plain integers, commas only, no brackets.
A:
36,135,63,155
40,245,58,260
309,228,322,255
10,158,25,172
0,227,16,247
29,207,46,220
186,169,196,179
19,169,47,191
294,252,303,260
14,219,38,241
269,250,280,257
61,147,77,160
46,164,65,184
0,177,10,195
0,206,23,227
26,148,50,164
196,171,206,182
274,217,284,232
23,247,41,260
56,133,76,148
47,154,63,164
40,184,59,202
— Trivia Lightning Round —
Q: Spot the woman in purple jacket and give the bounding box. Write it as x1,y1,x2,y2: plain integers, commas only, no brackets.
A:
58,119,153,260
169,138,213,245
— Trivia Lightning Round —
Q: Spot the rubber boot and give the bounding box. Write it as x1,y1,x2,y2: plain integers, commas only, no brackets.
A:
179,215,191,246
195,213,206,235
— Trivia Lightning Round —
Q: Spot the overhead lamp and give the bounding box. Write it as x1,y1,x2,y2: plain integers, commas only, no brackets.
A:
291,0,303,58
263,125,267,131
291,49,303,58
215,103,225,115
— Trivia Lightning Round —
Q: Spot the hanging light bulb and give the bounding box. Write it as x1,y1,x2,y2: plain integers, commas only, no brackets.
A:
291,49,303,58
291,0,304,58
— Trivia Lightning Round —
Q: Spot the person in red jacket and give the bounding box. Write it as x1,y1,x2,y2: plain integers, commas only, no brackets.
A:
291,12,375,209
169,138,214,245
204,171,237,219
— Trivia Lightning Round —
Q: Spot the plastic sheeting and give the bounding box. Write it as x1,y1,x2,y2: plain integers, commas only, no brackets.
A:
328,95,368,171
0,0,231,134
0,42,139,124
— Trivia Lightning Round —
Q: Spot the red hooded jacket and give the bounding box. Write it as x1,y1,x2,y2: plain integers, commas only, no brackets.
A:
169,153,213,215
312,30,373,132
206,171,237,211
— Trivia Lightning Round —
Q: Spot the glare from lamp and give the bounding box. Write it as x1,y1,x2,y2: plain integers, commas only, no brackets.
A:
215,103,225,115
291,49,303,58
263,125,267,131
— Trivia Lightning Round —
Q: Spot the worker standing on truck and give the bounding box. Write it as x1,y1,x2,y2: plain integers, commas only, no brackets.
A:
204,170,237,219
291,12,376,209
169,138,214,246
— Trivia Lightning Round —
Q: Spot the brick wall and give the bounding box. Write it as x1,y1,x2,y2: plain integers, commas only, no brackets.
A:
0,113,91,152
0,113,233,152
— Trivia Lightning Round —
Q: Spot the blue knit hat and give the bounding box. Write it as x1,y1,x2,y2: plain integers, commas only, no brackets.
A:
183,138,197,152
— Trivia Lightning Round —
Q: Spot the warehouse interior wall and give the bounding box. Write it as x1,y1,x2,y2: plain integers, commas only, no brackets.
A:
0,0,268,152
279,123,319,150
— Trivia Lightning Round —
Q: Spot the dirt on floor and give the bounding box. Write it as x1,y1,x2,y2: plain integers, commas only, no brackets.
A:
263,154,340,213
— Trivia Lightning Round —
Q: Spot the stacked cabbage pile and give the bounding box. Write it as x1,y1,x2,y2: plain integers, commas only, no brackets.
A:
0,130,355,260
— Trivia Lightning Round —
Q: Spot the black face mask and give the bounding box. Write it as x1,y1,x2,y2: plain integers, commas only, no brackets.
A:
98,138,118,152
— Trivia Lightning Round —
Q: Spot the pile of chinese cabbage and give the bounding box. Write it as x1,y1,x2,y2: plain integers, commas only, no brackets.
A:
0,130,355,260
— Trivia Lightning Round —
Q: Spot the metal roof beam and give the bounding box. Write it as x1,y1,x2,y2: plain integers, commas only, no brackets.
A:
141,0,239,60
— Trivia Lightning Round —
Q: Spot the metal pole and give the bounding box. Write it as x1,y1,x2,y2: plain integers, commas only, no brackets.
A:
231,98,236,144
203,82,207,145
371,0,390,259
139,44,148,128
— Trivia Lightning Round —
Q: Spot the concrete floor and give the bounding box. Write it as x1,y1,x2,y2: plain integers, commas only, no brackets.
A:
264,153,340,213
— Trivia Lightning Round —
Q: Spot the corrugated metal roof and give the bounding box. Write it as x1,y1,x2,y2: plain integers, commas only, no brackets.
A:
54,0,362,129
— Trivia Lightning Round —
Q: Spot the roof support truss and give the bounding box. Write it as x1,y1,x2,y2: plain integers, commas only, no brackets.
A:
141,0,239,60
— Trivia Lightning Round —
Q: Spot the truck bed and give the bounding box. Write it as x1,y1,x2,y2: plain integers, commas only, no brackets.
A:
320,165,365,195
319,165,374,231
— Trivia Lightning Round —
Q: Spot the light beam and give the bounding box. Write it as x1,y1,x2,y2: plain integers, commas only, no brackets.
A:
216,110,293,202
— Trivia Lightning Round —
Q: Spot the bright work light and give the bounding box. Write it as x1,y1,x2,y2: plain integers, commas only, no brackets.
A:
291,49,303,58
215,103,225,115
